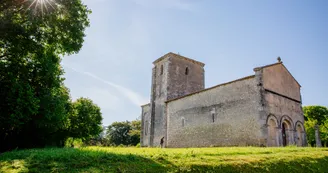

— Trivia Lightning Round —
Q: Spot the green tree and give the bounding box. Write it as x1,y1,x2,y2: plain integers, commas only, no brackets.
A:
304,106,328,127
106,120,141,146
0,0,90,152
129,120,141,146
69,98,103,143
107,121,132,146
303,106,328,147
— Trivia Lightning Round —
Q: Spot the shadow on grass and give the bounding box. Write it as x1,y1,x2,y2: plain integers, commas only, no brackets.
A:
183,156,328,173
0,148,170,173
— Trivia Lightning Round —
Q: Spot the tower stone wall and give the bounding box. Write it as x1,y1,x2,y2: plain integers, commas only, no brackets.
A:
166,55,205,100
141,104,150,146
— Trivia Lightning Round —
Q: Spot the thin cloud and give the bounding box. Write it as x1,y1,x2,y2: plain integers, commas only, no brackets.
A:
132,0,194,11
63,64,149,106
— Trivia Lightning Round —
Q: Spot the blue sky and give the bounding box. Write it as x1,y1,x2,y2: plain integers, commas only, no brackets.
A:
62,0,328,126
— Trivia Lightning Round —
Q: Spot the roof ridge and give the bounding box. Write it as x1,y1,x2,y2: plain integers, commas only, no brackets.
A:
253,62,282,71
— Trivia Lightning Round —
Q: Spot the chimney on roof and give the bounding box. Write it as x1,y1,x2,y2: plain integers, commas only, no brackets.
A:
277,56,282,63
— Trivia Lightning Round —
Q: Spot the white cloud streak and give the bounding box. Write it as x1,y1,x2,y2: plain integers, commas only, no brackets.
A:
131,0,194,11
63,64,149,106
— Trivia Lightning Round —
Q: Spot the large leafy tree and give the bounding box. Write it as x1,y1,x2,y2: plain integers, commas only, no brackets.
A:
69,98,103,142
303,106,328,147
0,0,90,152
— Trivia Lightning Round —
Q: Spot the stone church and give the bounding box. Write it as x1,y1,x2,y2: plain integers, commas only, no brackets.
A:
141,52,307,148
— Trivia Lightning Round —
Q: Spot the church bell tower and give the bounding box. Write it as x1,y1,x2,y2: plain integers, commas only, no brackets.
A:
148,52,205,146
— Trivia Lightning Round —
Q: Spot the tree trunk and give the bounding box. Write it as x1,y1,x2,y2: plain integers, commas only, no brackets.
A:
315,124,322,147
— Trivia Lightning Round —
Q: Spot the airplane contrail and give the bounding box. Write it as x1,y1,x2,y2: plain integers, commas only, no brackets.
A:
62,64,149,106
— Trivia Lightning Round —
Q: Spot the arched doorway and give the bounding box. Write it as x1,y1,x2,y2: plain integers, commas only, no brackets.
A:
266,115,279,147
280,116,294,147
282,122,288,146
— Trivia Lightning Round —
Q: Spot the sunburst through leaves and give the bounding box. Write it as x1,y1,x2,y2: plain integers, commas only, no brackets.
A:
24,0,57,15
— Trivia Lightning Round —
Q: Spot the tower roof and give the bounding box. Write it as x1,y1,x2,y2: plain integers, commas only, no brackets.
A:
153,52,205,67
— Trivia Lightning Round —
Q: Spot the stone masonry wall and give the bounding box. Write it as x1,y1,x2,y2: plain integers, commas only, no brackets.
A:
262,64,301,101
166,76,263,148
150,59,170,147
141,104,151,146
263,92,306,146
167,56,205,100
264,92,304,125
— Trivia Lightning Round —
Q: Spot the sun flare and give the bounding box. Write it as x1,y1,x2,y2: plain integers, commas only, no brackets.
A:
24,0,56,15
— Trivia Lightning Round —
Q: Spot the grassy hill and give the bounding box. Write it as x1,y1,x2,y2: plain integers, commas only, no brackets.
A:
1,146,328,173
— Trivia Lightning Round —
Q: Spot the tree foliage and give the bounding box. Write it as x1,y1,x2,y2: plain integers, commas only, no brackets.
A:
0,0,90,59
303,106,328,127
0,0,92,152
69,98,103,142
106,120,141,146
303,106,328,147
129,120,141,146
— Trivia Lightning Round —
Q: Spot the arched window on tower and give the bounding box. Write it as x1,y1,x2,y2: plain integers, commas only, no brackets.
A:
181,118,185,127
185,67,189,75
212,113,215,123
160,65,163,75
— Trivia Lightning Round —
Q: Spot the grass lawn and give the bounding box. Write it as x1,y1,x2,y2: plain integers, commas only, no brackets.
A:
1,146,328,173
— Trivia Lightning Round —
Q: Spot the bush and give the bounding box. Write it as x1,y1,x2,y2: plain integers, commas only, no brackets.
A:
65,138,83,148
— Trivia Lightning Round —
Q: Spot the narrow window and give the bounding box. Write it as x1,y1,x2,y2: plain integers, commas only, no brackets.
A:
185,67,189,75
182,118,185,127
160,65,163,75
210,108,216,123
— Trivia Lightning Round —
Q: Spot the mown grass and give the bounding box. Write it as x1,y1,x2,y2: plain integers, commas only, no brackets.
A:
1,146,328,173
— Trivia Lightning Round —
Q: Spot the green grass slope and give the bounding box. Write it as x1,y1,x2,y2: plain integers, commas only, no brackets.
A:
1,147,328,173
